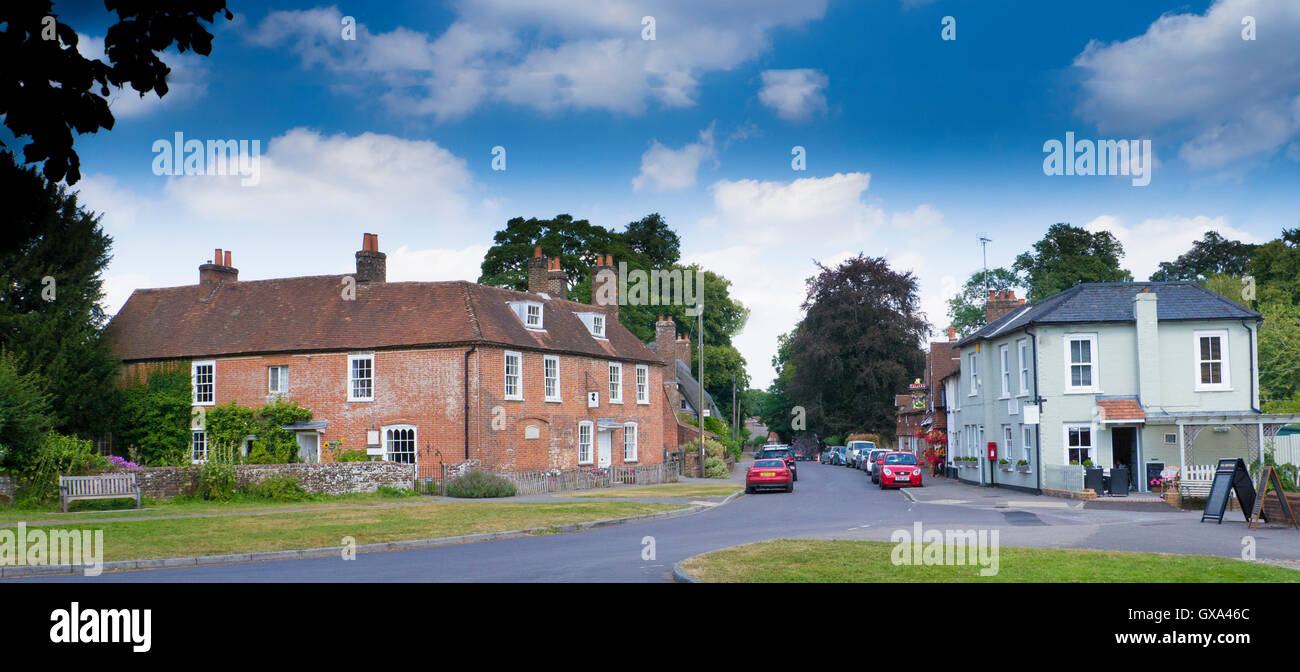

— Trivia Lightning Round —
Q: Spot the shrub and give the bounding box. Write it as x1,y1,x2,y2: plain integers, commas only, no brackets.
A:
336,450,371,462
703,456,729,479
445,471,517,498
197,445,237,501
18,432,110,502
679,438,725,459
246,437,291,464
242,475,310,501
376,485,416,498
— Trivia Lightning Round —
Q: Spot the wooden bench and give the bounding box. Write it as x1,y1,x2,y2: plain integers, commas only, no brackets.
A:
59,474,142,512
1179,480,1212,498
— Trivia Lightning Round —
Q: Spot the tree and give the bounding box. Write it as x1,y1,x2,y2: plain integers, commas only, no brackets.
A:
760,332,799,440
1246,228,1300,306
1013,223,1132,301
0,350,53,471
0,152,120,440
1150,230,1258,282
784,255,928,439
1,0,232,184
1258,301,1300,410
945,267,1020,337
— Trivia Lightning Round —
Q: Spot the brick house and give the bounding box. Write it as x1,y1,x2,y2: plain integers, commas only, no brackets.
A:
894,330,961,453
106,235,666,475
646,318,722,449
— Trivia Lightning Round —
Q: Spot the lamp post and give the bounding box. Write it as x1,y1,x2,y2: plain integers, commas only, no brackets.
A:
698,301,705,478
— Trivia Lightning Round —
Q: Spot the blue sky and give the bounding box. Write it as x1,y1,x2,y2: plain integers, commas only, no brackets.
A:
45,0,1300,387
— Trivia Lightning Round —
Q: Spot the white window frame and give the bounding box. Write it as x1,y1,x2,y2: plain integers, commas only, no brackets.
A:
1063,423,1094,465
635,365,649,404
1017,338,1030,397
347,354,375,402
1063,333,1100,394
192,360,215,406
608,362,623,404
1022,424,1033,464
578,421,594,465
1193,329,1231,392
968,352,979,396
504,351,523,401
543,355,561,402
525,302,543,329
191,430,209,464
624,422,638,462
999,344,1011,399
592,313,606,338
268,365,289,395
382,424,417,465
1002,425,1013,462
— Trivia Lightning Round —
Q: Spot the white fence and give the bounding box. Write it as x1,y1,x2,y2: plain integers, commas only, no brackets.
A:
1043,463,1084,492
1269,435,1300,466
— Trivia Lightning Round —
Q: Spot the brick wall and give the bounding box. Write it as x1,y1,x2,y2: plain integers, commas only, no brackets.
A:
124,345,665,475
116,461,415,499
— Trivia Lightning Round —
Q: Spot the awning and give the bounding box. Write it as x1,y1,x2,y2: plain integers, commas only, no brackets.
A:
1097,398,1145,424
281,421,328,432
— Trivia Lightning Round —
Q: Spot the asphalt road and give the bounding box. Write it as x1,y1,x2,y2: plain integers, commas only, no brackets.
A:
16,461,1300,582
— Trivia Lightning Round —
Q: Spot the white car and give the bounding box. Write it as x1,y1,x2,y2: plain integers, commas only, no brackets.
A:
846,440,876,468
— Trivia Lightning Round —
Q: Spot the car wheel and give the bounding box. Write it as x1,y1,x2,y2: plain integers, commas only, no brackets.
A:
745,485,754,494
879,481,886,490
793,472,798,482
786,482,794,493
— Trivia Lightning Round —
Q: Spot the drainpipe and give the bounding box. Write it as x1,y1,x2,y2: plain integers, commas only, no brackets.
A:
1242,318,1261,413
1026,326,1043,495
464,345,477,460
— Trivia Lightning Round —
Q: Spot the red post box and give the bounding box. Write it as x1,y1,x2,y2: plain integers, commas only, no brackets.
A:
987,441,997,461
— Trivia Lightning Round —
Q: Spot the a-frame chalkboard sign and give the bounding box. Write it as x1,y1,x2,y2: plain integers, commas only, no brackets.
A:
1201,458,1256,524
1247,466,1299,530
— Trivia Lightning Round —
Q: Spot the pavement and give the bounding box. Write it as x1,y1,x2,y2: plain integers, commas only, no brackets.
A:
11,460,1300,582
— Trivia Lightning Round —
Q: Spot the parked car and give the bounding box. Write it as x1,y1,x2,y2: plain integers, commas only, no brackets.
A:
869,450,889,484
862,448,888,475
846,440,876,468
758,445,798,481
821,447,844,464
745,458,794,494
878,452,923,489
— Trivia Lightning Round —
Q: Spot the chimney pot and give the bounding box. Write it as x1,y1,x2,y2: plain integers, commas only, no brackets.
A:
215,249,223,266
355,234,387,283
534,245,543,258
224,251,232,267
948,326,956,340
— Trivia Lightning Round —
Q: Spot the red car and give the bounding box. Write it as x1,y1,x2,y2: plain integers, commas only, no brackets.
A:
878,452,923,489
745,459,794,494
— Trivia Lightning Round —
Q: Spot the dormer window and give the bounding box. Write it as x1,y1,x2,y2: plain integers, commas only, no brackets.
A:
575,312,607,339
508,301,545,330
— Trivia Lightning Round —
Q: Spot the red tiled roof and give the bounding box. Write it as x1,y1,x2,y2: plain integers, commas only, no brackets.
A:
1098,399,1146,422
107,276,661,365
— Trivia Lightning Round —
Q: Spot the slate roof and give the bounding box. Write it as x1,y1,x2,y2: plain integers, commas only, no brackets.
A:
955,281,1260,348
646,341,723,419
107,276,662,365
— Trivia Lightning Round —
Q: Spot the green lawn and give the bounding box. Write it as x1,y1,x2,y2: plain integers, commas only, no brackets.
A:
0,491,423,525
680,539,1300,583
565,483,741,499
7,500,685,562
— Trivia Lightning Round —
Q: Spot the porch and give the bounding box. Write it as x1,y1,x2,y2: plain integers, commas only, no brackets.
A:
1155,411,1300,497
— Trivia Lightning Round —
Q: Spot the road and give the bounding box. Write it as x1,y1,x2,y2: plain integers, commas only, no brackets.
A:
16,461,1300,582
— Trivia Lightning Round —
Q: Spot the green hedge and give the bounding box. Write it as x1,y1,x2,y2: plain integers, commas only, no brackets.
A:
445,471,517,498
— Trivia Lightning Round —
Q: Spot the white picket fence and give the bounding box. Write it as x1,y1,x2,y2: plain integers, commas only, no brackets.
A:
1269,435,1300,466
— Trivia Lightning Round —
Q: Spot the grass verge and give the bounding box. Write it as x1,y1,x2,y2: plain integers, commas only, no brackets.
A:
680,539,1300,583
12,501,685,562
566,483,741,499
0,491,421,525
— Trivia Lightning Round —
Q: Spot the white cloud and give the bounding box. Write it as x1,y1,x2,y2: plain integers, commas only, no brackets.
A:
758,69,828,122
246,2,829,121
1083,214,1262,280
1072,0,1300,168
75,34,209,118
632,124,716,192
704,172,884,245
387,244,492,282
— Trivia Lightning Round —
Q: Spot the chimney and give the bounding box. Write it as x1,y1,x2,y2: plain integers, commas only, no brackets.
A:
948,326,956,341
675,332,691,368
545,257,568,300
199,247,238,289
655,316,677,369
591,254,618,317
527,245,548,294
985,288,1022,324
1134,289,1160,407
355,233,386,283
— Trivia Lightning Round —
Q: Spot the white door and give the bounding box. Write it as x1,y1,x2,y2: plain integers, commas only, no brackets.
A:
597,430,612,468
297,432,319,463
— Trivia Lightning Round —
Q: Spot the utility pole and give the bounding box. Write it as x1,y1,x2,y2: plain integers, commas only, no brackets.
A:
698,301,706,477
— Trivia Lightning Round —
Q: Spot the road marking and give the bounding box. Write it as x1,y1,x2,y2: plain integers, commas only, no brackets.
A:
1006,500,1069,508
689,501,719,507
922,498,973,505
